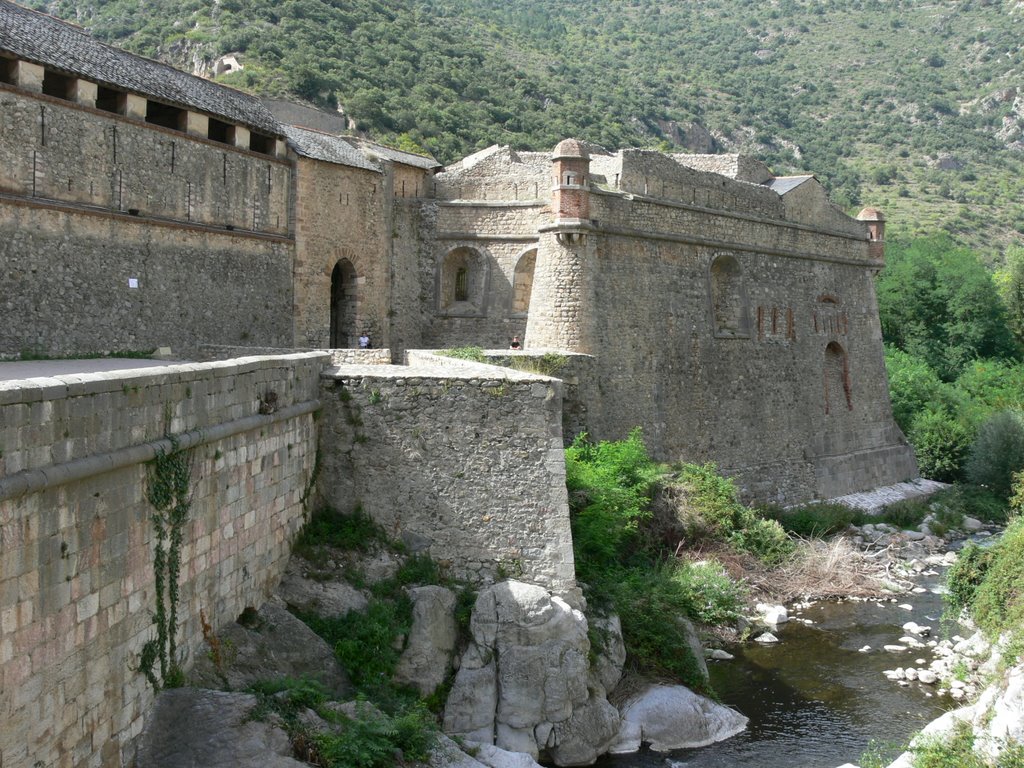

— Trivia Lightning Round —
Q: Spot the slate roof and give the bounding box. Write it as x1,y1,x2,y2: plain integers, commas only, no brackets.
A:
0,0,282,135
768,175,815,195
343,136,440,170
284,125,381,173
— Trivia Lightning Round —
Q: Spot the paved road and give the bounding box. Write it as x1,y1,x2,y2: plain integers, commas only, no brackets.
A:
0,358,188,382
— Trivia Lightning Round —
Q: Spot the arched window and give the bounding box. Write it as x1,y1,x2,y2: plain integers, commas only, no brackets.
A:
709,254,749,337
512,249,537,315
439,246,489,314
824,341,853,414
330,259,358,348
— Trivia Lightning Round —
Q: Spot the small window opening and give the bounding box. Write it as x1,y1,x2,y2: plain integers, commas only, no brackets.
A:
146,100,186,131
563,172,578,186
0,57,16,85
455,267,469,302
249,132,274,156
95,86,121,113
208,118,231,144
42,70,75,100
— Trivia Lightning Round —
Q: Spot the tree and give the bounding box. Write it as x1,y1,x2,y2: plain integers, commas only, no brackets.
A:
877,235,1018,381
995,245,1024,348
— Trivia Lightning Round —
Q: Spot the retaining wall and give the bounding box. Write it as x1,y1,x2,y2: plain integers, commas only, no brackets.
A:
318,352,576,595
0,353,325,768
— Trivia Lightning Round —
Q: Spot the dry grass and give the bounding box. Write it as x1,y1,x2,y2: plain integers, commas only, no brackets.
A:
754,536,897,602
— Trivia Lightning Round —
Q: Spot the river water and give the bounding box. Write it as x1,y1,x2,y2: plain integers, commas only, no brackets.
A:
595,568,960,768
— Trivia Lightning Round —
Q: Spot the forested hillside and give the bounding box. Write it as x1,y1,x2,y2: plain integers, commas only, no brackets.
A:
26,0,1024,259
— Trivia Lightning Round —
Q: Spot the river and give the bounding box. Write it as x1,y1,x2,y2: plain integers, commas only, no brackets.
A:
594,565,960,768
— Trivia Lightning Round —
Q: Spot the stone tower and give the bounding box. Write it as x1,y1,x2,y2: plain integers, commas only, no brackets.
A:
857,207,886,262
525,139,598,352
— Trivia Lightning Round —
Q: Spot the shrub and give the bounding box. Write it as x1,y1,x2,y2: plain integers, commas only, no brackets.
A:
879,498,929,529
909,407,972,482
969,516,1024,642
566,429,660,577
674,464,794,566
294,506,388,554
439,346,486,362
761,502,859,538
885,347,952,433
931,484,1009,525
945,542,992,615
965,409,1024,498
312,702,436,768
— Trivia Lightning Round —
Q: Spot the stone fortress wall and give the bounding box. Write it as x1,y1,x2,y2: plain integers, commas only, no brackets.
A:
318,350,576,594
0,354,324,768
0,78,295,358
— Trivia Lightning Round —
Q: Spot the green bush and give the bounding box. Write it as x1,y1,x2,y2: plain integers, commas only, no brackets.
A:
930,485,1008,525
910,407,973,482
760,502,859,538
675,464,794,566
969,516,1024,641
566,429,660,577
879,498,930,529
945,541,990,616
439,346,486,362
312,702,436,768
965,409,1024,498
294,506,388,554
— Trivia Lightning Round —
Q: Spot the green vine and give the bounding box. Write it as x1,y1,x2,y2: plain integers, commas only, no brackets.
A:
140,435,193,690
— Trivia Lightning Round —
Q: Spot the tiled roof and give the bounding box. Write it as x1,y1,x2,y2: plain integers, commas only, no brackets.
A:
0,0,282,135
343,136,440,170
768,175,815,195
284,125,381,173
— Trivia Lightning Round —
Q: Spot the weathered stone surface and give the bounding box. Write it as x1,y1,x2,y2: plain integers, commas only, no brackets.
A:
470,742,546,768
444,581,610,764
394,585,458,696
188,598,350,696
135,688,305,768
609,684,748,754
588,614,626,694
276,557,369,617
547,694,621,766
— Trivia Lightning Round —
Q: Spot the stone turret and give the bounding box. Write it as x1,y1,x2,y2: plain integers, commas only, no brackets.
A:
525,140,598,352
857,207,886,262
551,138,591,235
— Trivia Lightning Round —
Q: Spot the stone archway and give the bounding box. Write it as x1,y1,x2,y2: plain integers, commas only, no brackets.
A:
330,259,357,348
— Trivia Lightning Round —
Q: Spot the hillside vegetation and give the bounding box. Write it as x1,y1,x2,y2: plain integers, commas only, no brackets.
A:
27,0,1024,259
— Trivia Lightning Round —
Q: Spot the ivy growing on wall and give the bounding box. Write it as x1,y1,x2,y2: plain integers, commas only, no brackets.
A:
139,436,193,690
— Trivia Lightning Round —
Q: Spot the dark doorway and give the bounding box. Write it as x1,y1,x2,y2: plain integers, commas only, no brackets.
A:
330,259,357,348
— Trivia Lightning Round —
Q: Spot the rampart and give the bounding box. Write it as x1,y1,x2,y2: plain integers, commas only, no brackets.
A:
0,354,324,768
0,83,295,358
317,351,576,594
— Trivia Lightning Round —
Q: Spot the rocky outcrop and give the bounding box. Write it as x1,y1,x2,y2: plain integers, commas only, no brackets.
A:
135,689,305,768
394,585,459,696
188,597,350,696
443,580,620,765
608,684,748,753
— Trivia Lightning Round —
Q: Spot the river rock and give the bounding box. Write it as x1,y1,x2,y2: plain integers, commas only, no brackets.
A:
918,670,938,684
394,585,458,696
443,580,616,764
466,741,547,768
707,649,735,660
963,517,983,532
755,632,780,644
903,622,931,636
135,688,305,768
609,684,748,753
589,614,627,694
547,694,622,765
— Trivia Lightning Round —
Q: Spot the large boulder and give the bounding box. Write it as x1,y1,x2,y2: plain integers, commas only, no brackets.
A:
609,684,748,753
188,597,350,696
394,585,458,696
444,580,620,765
588,615,626,695
135,688,305,768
